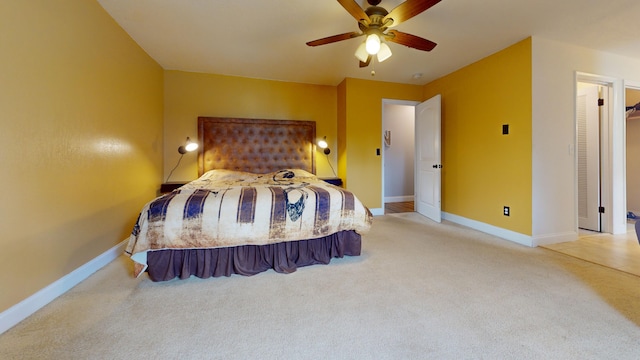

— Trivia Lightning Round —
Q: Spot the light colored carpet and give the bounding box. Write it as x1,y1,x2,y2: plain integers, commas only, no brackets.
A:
2,213,640,359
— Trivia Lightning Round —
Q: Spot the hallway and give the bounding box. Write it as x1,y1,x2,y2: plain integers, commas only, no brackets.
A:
384,201,414,214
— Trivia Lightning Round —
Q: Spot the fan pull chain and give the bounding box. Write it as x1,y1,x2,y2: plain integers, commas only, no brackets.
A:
371,57,376,77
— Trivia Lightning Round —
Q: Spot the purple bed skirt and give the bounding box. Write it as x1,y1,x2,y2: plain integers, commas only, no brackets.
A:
146,230,362,281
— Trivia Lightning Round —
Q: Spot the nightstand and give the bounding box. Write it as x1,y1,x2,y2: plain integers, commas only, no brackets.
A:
160,182,188,194
319,177,343,187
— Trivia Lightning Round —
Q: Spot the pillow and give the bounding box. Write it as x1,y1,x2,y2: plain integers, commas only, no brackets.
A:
270,169,318,183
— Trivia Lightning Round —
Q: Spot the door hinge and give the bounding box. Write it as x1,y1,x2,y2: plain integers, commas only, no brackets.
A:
598,206,605,213
598,98,604,106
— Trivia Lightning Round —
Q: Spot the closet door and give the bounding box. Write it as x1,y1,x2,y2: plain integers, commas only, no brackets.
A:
577,84,601,232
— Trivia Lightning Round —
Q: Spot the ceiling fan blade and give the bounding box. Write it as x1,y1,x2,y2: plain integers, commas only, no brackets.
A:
383,0,441,27
359,55,371,68
337,0,371,24
386,30,437,51
306,32,362,47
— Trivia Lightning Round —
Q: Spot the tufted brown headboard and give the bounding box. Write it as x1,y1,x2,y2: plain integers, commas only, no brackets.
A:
197,117,316,176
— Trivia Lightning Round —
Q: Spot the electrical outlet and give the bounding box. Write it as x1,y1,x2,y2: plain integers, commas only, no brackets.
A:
503,206,510,216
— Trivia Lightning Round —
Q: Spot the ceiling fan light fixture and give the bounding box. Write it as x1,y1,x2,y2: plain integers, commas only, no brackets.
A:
306,0,440,69
354,41,369,62
377,42,392,62
365,33,381,55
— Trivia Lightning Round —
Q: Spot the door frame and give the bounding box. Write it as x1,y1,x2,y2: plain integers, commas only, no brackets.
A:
624,80,640,221
575,72,626,234
381,99,419,212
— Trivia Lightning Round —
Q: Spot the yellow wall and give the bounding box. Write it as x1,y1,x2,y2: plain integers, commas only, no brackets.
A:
164,72,424,208
164,71,338,181
423,38,532,235
340,78,423,208
337,80,348,184
0,0,164,312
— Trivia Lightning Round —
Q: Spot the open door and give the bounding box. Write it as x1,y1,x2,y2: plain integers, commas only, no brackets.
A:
415,94,442,222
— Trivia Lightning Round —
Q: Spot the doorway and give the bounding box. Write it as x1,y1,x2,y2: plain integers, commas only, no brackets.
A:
381,96,442,221
575,74,620,235
575,72,630,238
382,100,417,214
625,87,640,221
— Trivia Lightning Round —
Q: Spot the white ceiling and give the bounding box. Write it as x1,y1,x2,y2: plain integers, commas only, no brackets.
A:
97,0,640,86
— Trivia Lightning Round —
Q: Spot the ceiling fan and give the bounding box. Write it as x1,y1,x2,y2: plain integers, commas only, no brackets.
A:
306,0,441,67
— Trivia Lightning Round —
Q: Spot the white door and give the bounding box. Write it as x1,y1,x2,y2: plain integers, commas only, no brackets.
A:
415,94,442,222
577,84,601,231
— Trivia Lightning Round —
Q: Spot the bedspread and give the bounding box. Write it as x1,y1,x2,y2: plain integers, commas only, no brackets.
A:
125,169,373,276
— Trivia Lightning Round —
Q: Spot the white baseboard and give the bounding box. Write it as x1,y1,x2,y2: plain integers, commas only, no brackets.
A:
370,207,384,216
442,212,581,247
531,231,578,247
384,195,414,203
442,212,535,247
380,209,577,247
0,239,127,335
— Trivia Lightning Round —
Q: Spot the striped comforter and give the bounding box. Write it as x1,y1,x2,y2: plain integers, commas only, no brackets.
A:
125,169,373,275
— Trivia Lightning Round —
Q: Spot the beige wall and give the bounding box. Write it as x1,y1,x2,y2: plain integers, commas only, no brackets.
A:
163,72,426,210
0,0,164,312
532,36,640,238
163,71,339,181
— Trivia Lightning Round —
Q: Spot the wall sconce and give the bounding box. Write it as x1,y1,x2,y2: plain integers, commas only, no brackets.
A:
318,136,337,177
166,137,198,182
317,136,331,155
178,137,198,154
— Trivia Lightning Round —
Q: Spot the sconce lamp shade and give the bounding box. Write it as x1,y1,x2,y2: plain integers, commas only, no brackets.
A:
178,137,198,154
318,136,331,155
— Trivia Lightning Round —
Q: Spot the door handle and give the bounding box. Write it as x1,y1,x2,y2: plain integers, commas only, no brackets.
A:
432,164,442,168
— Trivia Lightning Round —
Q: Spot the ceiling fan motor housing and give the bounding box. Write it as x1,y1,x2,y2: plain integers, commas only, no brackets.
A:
363,6,390,28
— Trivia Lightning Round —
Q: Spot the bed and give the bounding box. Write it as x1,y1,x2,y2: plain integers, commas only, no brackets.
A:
125,117,373,281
